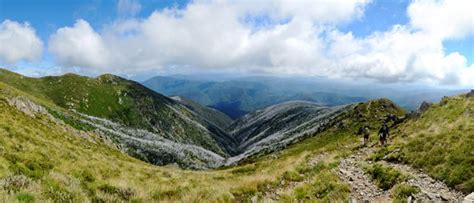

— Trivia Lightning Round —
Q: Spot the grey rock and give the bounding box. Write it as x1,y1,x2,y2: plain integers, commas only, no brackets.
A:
467,90,474,98
464,192,474,203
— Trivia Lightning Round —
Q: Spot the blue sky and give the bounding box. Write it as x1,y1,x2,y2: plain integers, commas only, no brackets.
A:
0,0,473,87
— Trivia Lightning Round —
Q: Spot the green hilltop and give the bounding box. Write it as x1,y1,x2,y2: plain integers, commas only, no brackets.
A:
0,68,235,157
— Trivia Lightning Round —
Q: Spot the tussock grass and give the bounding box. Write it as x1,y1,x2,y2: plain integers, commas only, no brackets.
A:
374,95,474,193
364,163,407,190
391,184,420,203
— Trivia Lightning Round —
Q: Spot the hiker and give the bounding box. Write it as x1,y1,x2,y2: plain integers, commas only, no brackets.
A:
358,125,370,146
378,122,389,146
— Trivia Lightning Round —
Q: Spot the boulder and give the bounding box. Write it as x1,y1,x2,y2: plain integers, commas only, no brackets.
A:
466,90,474,98
464,192,474,203
418,101,432,113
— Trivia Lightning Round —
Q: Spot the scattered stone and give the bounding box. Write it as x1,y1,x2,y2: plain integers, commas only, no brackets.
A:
251,195,258,203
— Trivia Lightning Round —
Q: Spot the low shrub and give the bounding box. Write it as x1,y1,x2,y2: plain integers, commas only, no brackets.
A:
364,163,407,190
293,170,350,201
282,170,304,182
16,192,35,203
98,183,135,200
42,181,74,202
391,184,420,203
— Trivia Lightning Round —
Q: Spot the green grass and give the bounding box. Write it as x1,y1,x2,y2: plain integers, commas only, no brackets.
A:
15,192,35,203
0,88,378,202
0,69,227,156
391,184,420,203
364,163,407,190
9,69,469,201
291,162,350,202
375,95,474,193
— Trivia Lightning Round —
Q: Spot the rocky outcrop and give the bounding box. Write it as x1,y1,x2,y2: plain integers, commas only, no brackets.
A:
466,90,474,98
418,101,432,113
7,97,51,118
464,193,474,203
406,101,432,119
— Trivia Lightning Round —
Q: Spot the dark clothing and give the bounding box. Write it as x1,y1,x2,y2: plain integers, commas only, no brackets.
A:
379,125,389,137
378,124,389,145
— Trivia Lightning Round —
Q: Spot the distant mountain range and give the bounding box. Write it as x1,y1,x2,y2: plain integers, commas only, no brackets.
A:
142,75,467,119
143,76,367,119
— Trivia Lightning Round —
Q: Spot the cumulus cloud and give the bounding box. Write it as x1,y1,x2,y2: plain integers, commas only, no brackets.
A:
49,20,111,72
47,0,474,86
408,0,474,39
325,0,474,85
48,0,368,73
0,20,43,64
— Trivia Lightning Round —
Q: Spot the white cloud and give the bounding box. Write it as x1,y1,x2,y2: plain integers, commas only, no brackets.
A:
49,0,368,74
325,0,474,86
0,20,43,64
49,20,111,72
47,0,474,86
408,0,474,39
117,0,142,17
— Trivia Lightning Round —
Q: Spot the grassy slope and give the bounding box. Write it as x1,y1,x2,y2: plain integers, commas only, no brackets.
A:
372,94,474,193
171,96,233,129
0,79,405,202
0,69,227,156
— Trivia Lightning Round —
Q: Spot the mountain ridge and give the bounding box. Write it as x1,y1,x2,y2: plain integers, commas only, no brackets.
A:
143,75,368,119
0,70,472,201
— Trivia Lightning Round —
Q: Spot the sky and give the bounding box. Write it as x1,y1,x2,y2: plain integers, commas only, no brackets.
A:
0,0,473,87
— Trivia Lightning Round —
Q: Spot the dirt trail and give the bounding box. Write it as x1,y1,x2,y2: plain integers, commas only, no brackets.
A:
337,146,464,202
382,160,464,201
259,143,465,202
338,148,390,202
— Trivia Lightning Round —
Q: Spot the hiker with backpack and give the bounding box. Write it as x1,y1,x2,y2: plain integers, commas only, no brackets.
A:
378,122,389,146
358,125,370,146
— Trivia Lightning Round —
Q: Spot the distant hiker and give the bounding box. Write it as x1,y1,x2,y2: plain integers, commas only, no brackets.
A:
378,122,389,146
358,125,370,146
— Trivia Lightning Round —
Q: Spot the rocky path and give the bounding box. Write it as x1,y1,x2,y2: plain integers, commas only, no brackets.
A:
382,160,464,201
259,145,467,202
338,147,390,202
337,146,465,202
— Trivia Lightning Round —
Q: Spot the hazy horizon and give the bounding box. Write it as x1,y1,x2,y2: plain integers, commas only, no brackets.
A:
1,0,473,89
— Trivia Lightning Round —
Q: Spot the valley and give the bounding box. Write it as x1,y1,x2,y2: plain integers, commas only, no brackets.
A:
0,69,472,202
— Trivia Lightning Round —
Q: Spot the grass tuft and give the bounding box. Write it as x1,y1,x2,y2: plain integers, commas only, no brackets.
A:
364,163,407,190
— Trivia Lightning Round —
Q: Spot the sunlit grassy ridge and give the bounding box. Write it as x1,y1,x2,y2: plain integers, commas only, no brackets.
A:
373,94,474,193
0,77,405,202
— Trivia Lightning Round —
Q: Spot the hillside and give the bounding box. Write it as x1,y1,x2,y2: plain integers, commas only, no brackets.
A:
0,69,472,202
0,69,237,168
370,92,474,193
0,77,411,202
170,96,233,129
227,99,407,164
